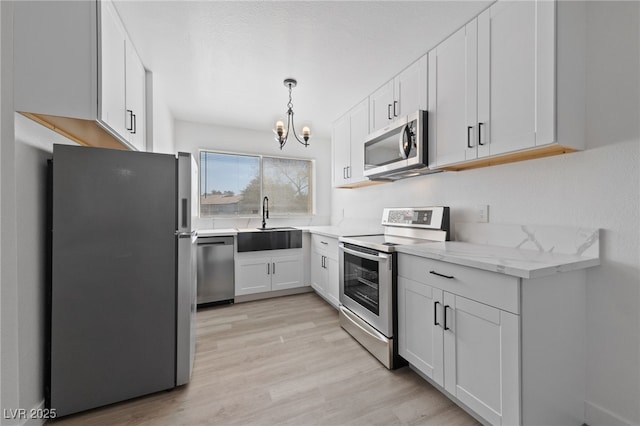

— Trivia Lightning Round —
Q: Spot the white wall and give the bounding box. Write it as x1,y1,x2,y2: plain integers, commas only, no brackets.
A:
147,72,175,154
174,119,332,230
332,2,640,424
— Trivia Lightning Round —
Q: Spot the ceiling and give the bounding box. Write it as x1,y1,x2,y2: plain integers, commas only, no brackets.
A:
114,1,492,140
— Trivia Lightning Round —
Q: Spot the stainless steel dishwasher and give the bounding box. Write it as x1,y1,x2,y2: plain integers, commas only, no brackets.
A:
197,236,234,306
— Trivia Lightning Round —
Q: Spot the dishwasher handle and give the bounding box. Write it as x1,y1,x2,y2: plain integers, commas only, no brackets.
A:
197,236,234,246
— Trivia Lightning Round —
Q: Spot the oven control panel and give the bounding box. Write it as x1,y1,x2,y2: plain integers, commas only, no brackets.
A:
381,206,449,230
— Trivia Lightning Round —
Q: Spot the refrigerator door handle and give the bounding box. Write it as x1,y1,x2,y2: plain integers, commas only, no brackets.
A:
181,198,188,229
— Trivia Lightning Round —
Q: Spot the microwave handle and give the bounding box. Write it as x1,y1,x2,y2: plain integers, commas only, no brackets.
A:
398,123,411,159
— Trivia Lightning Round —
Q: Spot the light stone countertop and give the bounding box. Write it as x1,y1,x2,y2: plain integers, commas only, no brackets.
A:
395,241,600,279
196,228,238,237
196,226,381,239
297,225,382,239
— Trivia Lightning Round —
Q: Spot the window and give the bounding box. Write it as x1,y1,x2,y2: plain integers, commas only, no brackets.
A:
199,151,313,217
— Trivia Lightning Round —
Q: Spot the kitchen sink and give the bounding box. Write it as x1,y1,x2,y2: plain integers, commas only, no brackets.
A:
236,228,302,252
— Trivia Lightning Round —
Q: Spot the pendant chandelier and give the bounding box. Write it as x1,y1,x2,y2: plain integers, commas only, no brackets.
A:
273,78,310,149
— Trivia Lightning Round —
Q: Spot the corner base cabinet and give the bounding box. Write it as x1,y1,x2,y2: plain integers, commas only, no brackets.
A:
398,253,587,426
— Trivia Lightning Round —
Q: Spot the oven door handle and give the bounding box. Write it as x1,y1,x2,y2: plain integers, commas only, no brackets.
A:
339,305,388,343
340,245,390,263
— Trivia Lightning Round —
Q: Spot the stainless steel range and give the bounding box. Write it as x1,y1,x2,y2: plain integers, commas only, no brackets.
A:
338,206,450,369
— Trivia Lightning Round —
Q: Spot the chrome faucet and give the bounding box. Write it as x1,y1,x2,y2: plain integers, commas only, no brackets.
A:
262,196,269,229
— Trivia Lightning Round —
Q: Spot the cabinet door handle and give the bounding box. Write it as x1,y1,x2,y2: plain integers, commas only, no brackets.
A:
393,100,398,117
467,126,473,148
132,113,137,134
347,166,351,179
388,104,392,120
126,109,133,131
478,122,484,146
434,301,441,327
272,262,275,274
343,167,347,180
443,305,451,331
430,270,454,279
322,256,326,269
267,263,270,275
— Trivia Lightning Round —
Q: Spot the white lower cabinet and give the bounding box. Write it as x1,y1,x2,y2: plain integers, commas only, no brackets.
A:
310,234,339,308
398,277,519,425
443,292,520,426
235,249,303,296
397,277,443,383
398,253,586,426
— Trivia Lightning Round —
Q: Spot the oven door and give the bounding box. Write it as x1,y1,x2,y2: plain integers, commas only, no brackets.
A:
339,243,393,337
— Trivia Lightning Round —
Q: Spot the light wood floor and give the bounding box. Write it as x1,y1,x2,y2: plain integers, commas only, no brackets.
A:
50,293,479,425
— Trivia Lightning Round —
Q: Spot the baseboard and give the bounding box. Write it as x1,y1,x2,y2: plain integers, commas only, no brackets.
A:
585,400,635,426
234,286,312,303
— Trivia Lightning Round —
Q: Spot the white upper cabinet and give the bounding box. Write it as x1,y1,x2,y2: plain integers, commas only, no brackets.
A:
100,0,147,151
430,0,556,168
477,1,554,157
332,113,351,187
395,55,428,120
428,24,477,167
348,99,369,184
332,98,370,188
369,80,395,133
14,0,147,151
370,55,427,133
124,40,147,151
99,1,128,141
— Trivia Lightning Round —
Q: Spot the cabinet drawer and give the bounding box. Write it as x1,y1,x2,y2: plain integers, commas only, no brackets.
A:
398,254,520,314
311,234,339,260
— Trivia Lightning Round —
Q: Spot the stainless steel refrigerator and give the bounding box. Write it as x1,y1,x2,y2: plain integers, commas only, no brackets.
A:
47,145,197,417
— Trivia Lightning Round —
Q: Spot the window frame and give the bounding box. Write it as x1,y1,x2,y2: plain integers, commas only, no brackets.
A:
198,149,315,219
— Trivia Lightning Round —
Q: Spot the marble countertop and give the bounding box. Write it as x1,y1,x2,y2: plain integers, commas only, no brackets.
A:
197,226,380,239
197,228,238,237
395,241,600,279
297,225,382,238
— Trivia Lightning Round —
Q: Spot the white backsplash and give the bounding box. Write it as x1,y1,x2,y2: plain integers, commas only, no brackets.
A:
454,222,600,258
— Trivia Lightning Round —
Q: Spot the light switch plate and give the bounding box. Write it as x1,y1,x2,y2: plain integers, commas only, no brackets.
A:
477,204,489,223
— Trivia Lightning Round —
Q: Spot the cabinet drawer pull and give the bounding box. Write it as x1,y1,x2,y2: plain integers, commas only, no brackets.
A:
430,270,454,279
434,301,441,326
320,241,328,245
478,122,484,146
467,126,473,148
443,305,451,331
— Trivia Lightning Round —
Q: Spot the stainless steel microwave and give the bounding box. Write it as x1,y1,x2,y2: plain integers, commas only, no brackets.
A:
364,110,435,181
